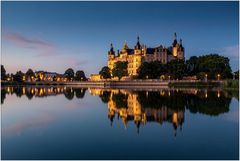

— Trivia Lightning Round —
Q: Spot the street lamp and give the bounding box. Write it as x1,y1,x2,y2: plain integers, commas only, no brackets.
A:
205,74,208,81
217,74,220,81
217,90,220,98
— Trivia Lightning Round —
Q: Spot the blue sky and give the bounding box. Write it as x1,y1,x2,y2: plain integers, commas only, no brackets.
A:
2,1,239,76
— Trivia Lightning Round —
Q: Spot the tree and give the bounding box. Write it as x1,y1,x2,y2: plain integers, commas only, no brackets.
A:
99,66,111,79
64,68,74,81
186,56,198,76
75,70,87,81
153,61,168,78
1,65,6,80
137,61,167,79
26,69,35,81
112,61,128,80
167,59,186,79
137,62,152,79
196,72,205,80
196,54,232,79
234,70,239,80
13,71,24,82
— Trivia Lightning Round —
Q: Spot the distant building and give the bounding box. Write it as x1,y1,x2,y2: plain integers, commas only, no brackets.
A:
108,33,185,76
35,71,66,81
90,74,101,81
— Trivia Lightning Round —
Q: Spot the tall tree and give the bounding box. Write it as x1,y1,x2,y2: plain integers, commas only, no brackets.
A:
196,54,232,79
234,70,239,80
26,69,35,81
1,65,6,80
13,71,24,82
112,61,128,80
64,68,75,81
137,62,152,79
137,61,167,79
99,66,111,79
186,56,198,76
167,59,186,79
75,70,87,81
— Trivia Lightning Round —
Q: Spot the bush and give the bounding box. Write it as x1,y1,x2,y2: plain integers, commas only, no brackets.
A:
196,72,205,80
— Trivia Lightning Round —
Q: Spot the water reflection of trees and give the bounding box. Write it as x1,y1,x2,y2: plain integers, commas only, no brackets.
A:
95,89,234,135
1,86,86,103
136,90,232,116
185,91,231,116
99,91,111,103
1,89,6,104
137,91,186,109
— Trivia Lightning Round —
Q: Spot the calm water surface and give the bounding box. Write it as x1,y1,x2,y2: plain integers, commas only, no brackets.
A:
1,86,239,160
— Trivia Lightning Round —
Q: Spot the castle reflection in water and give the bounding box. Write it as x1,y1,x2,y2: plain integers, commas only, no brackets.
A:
1,86,237,136
90,88,184,135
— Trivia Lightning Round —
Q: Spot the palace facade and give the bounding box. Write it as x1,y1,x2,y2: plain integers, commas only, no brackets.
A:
108,33,185,76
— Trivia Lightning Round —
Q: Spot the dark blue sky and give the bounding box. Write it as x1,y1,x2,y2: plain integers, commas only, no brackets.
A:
2,1,239,76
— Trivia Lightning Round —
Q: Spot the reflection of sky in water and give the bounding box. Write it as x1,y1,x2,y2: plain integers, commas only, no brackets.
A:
221,98,239,123
1,87,239,160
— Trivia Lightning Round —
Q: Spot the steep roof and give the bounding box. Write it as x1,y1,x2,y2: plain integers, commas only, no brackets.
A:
146,48,155,54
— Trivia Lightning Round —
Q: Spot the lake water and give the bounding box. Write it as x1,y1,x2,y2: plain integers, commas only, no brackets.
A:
1,86,239,160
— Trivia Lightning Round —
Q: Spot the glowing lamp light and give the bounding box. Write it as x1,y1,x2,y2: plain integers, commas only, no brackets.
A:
217,74,221,80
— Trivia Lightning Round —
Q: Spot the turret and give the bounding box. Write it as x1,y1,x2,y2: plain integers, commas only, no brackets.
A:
172,32,178,47
134,36,142,55
172,33,178,57
108,43,115,55
135,36,141,50
179,39,184,51
108,43,115,60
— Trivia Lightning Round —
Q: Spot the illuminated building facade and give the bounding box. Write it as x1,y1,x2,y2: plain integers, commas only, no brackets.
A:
35,71,66,81
108,33,185,76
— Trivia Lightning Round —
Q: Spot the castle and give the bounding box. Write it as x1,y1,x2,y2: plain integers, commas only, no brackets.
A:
108,33,185,76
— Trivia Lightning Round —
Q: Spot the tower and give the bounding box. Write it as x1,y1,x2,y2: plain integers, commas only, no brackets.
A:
108,43,115,59
108,43,115,70
134,36,142,55
172,32,178,57
178,38,185,60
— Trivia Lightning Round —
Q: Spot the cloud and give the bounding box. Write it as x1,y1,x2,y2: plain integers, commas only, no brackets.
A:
66,58,89,66
220,45,239,58
3,32,57,57
2,113,54,136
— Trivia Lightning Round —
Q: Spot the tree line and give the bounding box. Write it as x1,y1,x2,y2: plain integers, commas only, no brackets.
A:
1,65,87,82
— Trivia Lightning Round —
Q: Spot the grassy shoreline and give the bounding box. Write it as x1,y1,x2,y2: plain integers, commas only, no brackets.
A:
168,81,220,88
168,80,239,89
